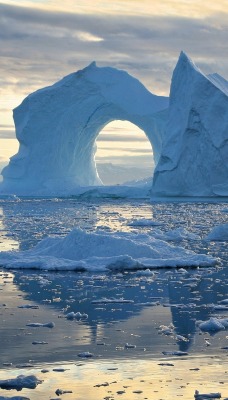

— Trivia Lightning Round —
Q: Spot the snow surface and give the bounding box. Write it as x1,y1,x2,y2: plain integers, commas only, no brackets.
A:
0,228,217,271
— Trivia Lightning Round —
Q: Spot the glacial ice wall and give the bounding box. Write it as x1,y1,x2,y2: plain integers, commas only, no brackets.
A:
152,52,228,197
1,62,168,195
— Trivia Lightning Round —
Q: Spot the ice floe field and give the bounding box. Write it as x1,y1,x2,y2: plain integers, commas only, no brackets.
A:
0,197,227,400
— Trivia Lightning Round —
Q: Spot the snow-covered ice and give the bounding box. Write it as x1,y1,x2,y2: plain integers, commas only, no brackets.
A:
0,228,217,271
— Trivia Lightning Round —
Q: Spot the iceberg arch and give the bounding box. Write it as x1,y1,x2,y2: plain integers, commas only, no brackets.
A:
1,62,168,195
1,52,227,197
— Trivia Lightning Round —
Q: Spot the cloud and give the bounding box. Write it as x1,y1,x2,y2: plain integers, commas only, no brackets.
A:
0,2,227,141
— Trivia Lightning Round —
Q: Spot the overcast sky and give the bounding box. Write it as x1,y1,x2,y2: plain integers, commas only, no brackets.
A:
0,0,227,175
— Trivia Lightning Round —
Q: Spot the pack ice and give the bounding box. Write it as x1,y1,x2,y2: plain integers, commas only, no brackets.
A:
0,52,227,197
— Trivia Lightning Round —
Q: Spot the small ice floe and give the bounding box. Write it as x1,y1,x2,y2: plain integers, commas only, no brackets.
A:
18,304,39,309
219,299,228,305
158,323,174,336
212,304,228,311
162,351,188,356
0,397,30,400
65,312,88,320
206,224,228,241
53,368,68,372
0,375,42,390
197,317,228,333
32,341,48,345
125,343,136,349
194,390,221,399
26,322,55,328
77,352,93,358
91,298,134,304
158,363,174,366
176,335,189,342
55,388,73,395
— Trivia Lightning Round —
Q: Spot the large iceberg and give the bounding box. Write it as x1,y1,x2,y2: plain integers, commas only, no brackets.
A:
0,62,168,195
1,52,227,197
152,52,228,197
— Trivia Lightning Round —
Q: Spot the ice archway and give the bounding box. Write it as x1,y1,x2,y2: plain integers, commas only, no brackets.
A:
1,62,168,195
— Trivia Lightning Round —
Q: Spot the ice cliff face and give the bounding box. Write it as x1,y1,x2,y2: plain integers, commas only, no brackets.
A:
1,63,168,195
152,52,228,197
1,53,227,197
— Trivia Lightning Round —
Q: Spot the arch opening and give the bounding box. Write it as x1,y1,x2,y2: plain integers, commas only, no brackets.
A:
94,120,154,185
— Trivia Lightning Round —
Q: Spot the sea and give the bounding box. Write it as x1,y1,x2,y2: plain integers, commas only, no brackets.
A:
0,197,227,399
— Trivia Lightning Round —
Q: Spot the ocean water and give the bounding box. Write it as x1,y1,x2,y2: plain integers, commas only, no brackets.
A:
0,198,227,399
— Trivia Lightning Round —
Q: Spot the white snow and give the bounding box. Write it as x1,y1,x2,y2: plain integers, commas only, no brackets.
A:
206,224,228,241
0,228,217,271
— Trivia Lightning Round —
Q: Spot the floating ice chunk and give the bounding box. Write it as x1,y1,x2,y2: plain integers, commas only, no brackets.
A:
0,397,30,400
162,351,188,356
18,304,39,309
77,352,93,358
0,375,42,390
0,228,218,271
158,323,174,336
212,304,228,311
32,341,48,345
26,322,55,328
194,390,221,399
206,224,228,241
197,317,226,333
219,299,228,305
125,343,136,349
66,312,88,320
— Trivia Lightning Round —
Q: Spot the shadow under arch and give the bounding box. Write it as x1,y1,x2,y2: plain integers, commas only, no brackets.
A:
1,62,168,195
95,120,154,185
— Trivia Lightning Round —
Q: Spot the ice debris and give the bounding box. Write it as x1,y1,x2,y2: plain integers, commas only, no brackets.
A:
26,322,55,328
206,224,228,241
197,317,228,333
0,375,42,390
194,390,221,399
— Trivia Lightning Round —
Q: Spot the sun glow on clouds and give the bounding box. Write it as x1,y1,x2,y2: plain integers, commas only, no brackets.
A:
4,0,228,18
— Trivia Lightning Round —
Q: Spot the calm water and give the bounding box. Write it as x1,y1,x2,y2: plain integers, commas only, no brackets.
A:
0,198,227,399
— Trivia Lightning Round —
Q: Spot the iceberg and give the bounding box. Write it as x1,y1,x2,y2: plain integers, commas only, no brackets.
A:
1,52,227,197
0,62,168,196
0,228,217,271
152,52,228,196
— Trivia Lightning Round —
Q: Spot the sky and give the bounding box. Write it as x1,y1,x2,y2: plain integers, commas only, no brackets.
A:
0,0,228,180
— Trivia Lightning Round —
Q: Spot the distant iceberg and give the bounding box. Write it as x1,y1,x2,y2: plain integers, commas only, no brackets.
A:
1,52,227,197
